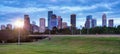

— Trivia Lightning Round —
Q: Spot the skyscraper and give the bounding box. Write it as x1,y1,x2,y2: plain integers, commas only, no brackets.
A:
70,14,76,27
92,19,97,28
48,11,53,29
108,19,114,27
39,18,46,33
85,15,92,29
70,14,76,34
57,16,62,29
7,24,12,30
102,14,107,27
24,14,30,31
50,14,57,30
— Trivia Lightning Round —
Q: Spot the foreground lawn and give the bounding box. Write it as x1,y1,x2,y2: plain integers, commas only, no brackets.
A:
0,36,120,54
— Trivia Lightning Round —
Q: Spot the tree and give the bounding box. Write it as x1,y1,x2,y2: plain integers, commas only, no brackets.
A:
51,27,58,34
62,28,71,34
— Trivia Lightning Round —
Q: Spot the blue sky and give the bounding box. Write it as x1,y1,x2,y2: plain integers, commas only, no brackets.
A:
0,0,120,28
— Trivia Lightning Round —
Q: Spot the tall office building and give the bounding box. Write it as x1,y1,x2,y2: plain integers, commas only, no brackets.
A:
39,18,46,33
50,14,57,30
62,22,67,29
7,24,12,30
102,14,107,27
70,14,76,27
48,11,53,29
85,15,92,29
57,16,62,29
108,19,114,27
91,19,97,28
1,25,6,30
70,14,76,34
24,14,30,31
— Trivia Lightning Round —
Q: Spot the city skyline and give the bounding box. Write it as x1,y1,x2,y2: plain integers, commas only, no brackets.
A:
0,0,120,28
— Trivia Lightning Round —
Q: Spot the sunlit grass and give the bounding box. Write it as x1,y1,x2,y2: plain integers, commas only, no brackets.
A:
0,36,120,54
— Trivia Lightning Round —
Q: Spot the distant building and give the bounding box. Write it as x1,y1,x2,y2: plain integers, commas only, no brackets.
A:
39,18,46,33
48,11,53,29
50,14,57,30
102,14,107,27
85,15,92,29
57,16,62,29
91,19,97,28
70,14,76,27
7,24,12,30
1,25,6,30
32,24,39,33
62,22,67,29
24,14,31,31
108,19,114,27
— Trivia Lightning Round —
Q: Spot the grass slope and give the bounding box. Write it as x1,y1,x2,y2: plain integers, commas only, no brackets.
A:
0,36,120,54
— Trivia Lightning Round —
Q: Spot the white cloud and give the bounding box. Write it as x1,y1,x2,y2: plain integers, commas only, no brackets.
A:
0,5,47,14
60,6,97,12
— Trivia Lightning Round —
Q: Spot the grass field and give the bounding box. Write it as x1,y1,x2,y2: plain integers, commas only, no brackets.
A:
0,36,120,54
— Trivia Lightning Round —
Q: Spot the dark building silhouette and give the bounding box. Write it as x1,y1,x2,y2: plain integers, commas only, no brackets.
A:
70,14,76,27
24,15,30,32
70,14,76,34
102,14,107,27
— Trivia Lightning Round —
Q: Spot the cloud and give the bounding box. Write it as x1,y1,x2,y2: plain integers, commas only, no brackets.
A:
0,0,120,27
0,5,47,14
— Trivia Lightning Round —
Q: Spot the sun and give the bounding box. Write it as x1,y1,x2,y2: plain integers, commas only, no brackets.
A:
14,19,24,28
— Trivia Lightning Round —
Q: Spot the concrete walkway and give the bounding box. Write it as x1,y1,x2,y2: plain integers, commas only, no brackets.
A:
29,34,120,37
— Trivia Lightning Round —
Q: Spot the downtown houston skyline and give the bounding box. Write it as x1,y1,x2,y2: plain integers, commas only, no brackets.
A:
0,0,120,28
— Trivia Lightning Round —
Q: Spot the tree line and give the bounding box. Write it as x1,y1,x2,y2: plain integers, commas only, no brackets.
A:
1,25,120,43
40,25,120,34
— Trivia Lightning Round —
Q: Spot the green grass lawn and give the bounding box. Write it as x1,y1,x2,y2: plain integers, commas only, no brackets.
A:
0,36,120,54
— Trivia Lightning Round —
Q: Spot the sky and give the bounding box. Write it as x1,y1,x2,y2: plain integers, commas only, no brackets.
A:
0,0,120,28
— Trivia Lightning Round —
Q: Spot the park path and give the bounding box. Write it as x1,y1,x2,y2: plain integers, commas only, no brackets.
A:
49,34,120,37
30,34,120,37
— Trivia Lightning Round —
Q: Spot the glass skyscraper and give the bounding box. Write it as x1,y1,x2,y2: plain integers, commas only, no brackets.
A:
85,15,92,29
50,14,57,30
48,11,53,29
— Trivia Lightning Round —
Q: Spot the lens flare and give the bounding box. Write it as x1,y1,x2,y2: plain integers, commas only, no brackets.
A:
14,19,24,28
